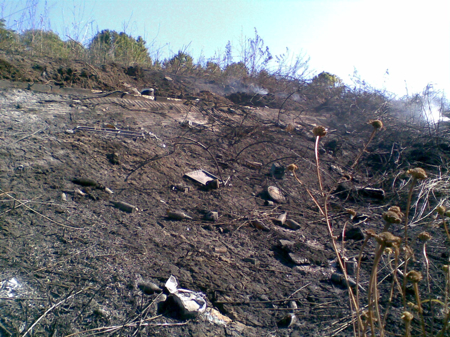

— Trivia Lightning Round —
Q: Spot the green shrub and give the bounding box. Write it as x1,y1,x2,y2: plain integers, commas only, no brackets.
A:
163,50,194,74
88,30,152,66
0,19,20,51
21,29,69,58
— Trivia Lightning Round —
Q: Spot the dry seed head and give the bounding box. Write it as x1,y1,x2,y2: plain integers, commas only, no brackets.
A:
407,270,423,283
384,247,393,255
388,206,404,218
368,119,383,129
402,245,415,259
418,231,432,242
365,229,377,237
406,167,427,180
345,208,357,217
407,302,420,312
312,125,327,137
437,205,446,216
401,311,414,322
443,265,449,272
383,210,403,224
375,232,402,247
287,164,298,172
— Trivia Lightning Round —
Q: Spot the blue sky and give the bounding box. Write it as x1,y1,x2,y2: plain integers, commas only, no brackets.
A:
1,0,449,97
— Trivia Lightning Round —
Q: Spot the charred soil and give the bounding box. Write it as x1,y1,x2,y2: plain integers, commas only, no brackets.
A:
0,54,449,337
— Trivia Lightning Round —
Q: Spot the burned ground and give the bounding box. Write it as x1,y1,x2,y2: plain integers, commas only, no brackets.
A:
0,54,449,337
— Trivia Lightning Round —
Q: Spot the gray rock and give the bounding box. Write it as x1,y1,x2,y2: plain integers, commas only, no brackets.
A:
279,240,295,252
266,186,286,203
284,219,301,230
138,281,162,295
288,253,309,265
273,212,287,226
205,211,219,221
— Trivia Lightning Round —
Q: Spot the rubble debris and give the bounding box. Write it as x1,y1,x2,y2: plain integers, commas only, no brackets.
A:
138,281,162,295
288,253,309,265
359,187,385,200
111,201,137,213
334,181,385,200
205,211,219,221
75,189,86,196
283,219,301,230
270,163,285,179
163,275,207,319
206,179,220,190
72,178,100,188
330,273,357,288
264,200,274,206
214,246,227,254
171,184,190,193
272,212,287,226
166,209,193,220
344,258,357,276
108,152,120,165
104,187,114,194
244,160,263,170
277,313,297,328
141,88,155,99
185,169,220,186
203,307,232,326
250,220,270,231
279,240,295,251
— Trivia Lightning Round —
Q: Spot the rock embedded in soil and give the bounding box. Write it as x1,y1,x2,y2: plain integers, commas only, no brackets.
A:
205,211,219,221
138,281,162,295
250,220,270,231
288,253,309,265
272,212,287,226
266,186,286,203
283,219,301,230
279,239,295,252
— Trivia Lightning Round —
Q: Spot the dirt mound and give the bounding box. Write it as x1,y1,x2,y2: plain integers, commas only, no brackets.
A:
0,55,449,337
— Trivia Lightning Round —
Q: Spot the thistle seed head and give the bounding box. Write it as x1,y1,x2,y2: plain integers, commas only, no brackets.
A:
406,167,427,180
384,247,393,255
287,164,298,172
312,125,327,137
383,210,403,224
418,231,432,242
406,270,423,283
388,206,404,218
407,302,420,312
401,311,414,322
375,232,402,248
368,119,383,129
437,205,446,216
